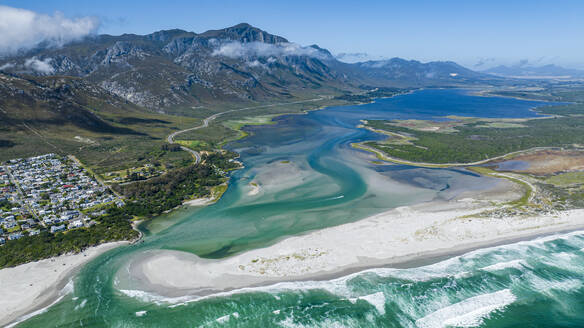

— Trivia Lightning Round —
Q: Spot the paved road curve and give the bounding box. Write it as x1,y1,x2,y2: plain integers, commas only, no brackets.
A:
167,98,327,164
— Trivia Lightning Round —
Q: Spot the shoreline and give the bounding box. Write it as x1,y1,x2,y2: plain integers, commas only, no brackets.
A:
0,241,128,327
128,221,584,306
184,197,215,207
119,189,584,301
471,88,563,104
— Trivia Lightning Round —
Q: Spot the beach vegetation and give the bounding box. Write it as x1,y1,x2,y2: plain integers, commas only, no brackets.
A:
0,208,138,268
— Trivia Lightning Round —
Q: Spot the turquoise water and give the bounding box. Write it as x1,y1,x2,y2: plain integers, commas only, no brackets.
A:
16,89,582,328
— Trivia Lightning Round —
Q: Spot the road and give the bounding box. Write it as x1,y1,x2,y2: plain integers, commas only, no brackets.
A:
167,97,327,164
356,142,562,169
68,155,124,200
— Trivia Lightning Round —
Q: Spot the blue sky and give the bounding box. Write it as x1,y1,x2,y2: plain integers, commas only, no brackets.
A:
1,0,583,68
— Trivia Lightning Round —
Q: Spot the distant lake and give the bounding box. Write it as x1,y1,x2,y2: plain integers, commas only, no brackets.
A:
321,88,554,124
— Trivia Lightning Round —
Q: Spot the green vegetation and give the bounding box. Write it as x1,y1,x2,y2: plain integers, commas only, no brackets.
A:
176,115,279,149
112,151,238,217
0,199,17,211
487,86,584,103
539,183,584,209
0,110,197,175
113,164,221,217
539,171,584,209
175,122,240,148
544,172,584,187
102,162,166,184
362,103,584,164
0,73,204,174
475,122,527,129
202,151,241,171
0,208,138,268
176,139,210,151
0,139,15,148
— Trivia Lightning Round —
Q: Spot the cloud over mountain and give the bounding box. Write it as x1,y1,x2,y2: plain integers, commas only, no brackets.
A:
24,57,54,74
212,41,325,59
0,5,99,55
335,52,389,63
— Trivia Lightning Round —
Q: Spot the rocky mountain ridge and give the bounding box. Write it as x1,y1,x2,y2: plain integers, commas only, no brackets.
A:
0,23,498,115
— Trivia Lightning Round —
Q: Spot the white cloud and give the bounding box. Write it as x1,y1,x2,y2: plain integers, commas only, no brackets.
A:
0,5,99,55
212,41,326,59
246,59,267,69
0,62,15,70
24,57,54,74
335,52,387,63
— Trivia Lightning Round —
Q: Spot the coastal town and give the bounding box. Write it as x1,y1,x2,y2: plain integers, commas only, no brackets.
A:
0,154,123,245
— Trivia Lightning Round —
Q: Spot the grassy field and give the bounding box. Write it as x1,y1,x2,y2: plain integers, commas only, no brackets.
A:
362,103,584,164
0,113,197,175
176,139,211,151
485,84,584,103
544,172,584,187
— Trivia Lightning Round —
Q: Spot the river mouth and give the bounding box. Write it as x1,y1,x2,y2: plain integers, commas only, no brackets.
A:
137,89,545,258
17,88,578,328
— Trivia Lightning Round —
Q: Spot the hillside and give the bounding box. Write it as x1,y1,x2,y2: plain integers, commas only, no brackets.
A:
0,72,196,172
0,73,144,133
0,23,500,116
0,24,351,114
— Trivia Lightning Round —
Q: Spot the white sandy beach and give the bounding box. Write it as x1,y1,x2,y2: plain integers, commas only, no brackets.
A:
0,242,126,327
124,198,584,298
120,195,584,297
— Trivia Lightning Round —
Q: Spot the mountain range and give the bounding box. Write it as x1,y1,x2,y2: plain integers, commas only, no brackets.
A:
483,64,584,79
0,23,501,116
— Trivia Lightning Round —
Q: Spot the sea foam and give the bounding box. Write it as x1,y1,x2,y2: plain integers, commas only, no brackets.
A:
480,259,525,272
355,292,386,315
415,289,516,328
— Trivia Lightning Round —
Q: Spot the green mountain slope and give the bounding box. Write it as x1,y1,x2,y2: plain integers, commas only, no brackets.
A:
0,72,195,172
